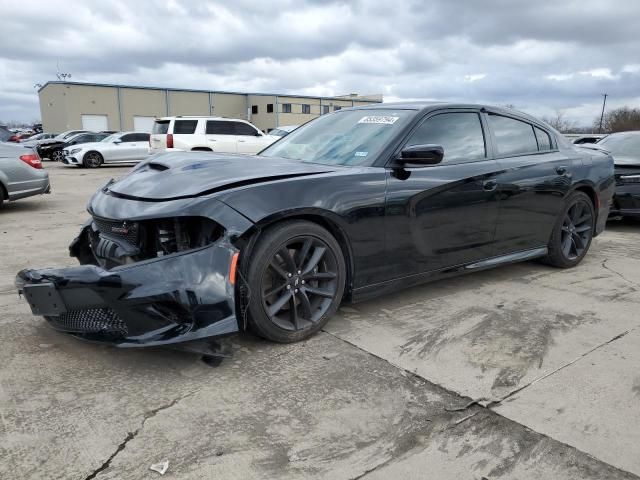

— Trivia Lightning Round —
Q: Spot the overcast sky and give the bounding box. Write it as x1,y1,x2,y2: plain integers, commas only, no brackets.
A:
1,0,638,126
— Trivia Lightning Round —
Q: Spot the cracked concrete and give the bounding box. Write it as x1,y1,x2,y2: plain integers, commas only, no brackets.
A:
2,164,640,479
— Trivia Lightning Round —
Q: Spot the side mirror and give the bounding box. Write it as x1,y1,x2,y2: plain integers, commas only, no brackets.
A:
397,144,444,166
255,131,262,136
113,139,121,144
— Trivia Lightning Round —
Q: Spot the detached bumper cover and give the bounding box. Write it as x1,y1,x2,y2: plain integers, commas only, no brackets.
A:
16,241,239,347
611,185,640,217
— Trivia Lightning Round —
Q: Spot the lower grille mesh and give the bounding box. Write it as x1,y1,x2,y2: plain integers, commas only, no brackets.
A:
48,308,128,336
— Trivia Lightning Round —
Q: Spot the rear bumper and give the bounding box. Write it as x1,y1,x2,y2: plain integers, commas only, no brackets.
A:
15,235,240,347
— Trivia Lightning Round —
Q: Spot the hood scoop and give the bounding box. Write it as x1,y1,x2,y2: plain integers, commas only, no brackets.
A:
106,152,337,201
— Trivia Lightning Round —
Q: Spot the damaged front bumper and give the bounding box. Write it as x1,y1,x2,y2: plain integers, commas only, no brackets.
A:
16,231,240,348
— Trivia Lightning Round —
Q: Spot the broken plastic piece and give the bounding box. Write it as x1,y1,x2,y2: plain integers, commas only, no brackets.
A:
150,460,169,475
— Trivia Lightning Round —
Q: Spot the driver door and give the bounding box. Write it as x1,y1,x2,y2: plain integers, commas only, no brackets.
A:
384,110,501,279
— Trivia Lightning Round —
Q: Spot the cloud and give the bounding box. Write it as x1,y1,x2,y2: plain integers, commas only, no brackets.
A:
0,0,638,125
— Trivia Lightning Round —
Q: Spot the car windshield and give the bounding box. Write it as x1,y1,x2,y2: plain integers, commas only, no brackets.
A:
260,109,415,166
597,134,640,157
101,133,121,143
0,127,13,142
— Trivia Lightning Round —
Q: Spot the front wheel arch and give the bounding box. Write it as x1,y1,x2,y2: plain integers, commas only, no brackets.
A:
239,211,355,301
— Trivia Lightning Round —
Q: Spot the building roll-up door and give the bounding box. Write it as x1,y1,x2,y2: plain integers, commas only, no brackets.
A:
81,114,109,131
133,116,156,133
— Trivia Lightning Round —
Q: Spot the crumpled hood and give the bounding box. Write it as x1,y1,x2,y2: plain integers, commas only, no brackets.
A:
105,151,339,201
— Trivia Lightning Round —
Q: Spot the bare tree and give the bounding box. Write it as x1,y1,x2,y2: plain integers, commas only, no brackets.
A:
541,109,577,133
593,107,640,133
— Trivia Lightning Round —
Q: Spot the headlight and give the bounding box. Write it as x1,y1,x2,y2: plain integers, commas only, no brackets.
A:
69,148,82,154
619,174,640,184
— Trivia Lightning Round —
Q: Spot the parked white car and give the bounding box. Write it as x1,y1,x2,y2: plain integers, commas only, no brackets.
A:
150,116,278,155
269,125,300,137
62,132,150,168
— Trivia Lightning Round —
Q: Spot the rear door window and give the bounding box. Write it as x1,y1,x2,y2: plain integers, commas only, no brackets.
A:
152,120,170,134
234,122,259,136
206,121,235,135
173,120,198,134
133,133,150,142
488,115,538,156
120,134,136,142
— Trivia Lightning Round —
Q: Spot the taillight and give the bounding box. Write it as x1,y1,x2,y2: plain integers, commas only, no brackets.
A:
20,153,42,169
166,133,174,149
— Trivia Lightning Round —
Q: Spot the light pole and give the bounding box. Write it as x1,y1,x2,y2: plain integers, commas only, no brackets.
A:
598,93,608,133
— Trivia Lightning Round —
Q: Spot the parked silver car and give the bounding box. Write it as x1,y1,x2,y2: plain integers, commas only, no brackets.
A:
0,142,50,207
62,132,151,168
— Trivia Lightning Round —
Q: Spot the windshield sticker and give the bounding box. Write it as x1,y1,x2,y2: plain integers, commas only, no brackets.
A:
354,151,368,157
358,116,399,125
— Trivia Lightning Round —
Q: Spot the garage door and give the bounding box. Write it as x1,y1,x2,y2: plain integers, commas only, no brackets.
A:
133,116,156,133
81,114,109,131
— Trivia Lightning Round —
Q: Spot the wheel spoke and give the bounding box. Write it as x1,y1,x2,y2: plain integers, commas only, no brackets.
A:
267,290,293,316
303,246,326,274
562,233,572,257
269,260,289,280
296,238,312,269
298,290,313,320
289,297,300,330
572,232,584,250
278,248,297,274
575,224,591,233
263,282,287,299
574,214,591,226
304,271,337,281
303,285,334,299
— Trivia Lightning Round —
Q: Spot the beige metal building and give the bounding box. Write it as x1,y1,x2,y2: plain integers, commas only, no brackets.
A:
38,81,383,133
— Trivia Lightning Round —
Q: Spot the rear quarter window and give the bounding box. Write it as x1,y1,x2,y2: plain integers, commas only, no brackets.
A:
489,114,538,156
152,121,170,134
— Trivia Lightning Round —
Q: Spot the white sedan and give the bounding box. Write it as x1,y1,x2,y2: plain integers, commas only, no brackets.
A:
62,132,150,168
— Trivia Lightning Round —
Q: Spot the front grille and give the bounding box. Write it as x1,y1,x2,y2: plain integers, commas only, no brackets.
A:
93,217,139,245
47,308,128,336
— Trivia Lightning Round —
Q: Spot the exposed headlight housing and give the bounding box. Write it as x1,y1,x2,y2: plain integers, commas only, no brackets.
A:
69,148,82,154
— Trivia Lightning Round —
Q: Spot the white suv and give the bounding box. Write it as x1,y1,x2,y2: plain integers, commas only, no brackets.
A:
150,116,279,155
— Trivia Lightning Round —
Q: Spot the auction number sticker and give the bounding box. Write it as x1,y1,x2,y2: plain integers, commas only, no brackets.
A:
358,116,399,125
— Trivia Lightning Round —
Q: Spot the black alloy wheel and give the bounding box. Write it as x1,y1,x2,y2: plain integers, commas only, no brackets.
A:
51,149,64,162
544,191,595,268
245,221,346,343
83,152,103,168
560,200,593,260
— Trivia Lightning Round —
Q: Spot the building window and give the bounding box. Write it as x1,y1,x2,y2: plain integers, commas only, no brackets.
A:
282,103,292,113
302,104,311,114
322,105,330,114
267,104,274,113
334,106,342,111
251,105,258,114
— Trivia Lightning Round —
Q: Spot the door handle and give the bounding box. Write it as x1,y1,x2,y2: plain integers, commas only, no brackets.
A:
238,140,246,143
556,166,568,175
483,180,497,191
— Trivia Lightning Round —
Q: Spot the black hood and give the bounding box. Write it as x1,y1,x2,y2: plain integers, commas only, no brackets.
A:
106,152,339,201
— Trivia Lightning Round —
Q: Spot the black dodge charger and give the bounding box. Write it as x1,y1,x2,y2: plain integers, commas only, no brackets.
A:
16,103,615,352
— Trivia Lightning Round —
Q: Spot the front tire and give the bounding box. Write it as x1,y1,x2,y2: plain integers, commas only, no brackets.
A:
83,151,103,168
51,149,64,162
244,221,346,343
544,191,595,268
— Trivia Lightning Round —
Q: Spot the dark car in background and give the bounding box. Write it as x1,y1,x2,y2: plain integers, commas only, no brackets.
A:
36,130,88,160
38,132,110,162
592,131,640,218
16,103,614,354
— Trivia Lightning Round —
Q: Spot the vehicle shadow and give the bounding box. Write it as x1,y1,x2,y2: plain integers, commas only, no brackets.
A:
0,199,48,214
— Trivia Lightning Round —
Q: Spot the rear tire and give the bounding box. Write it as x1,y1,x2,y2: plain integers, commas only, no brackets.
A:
544,191,595,268
83,151,103,168
0,183,6,208
244,220,346,343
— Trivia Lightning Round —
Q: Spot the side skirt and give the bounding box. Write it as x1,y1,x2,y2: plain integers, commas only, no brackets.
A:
351,246,548,303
